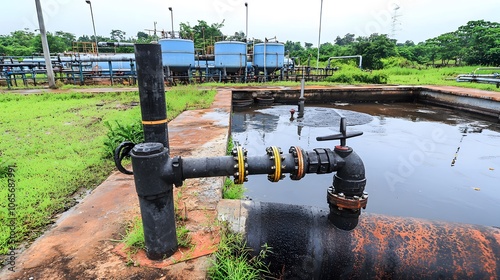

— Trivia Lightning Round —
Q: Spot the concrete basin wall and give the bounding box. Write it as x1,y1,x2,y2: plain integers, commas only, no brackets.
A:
232,86,500,120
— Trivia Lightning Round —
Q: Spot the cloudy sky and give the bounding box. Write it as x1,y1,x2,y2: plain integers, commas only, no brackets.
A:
2,0,499,45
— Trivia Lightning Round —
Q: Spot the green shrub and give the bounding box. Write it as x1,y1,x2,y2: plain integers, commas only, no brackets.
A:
208,224,272,280
223,178,245,200
177,226,193,248
381,56,421,69
0,157,11,178
122,217,146,252
103,120,144,159
326,65,388,84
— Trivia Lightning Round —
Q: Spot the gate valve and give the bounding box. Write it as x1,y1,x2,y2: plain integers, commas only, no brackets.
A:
316,117,363,150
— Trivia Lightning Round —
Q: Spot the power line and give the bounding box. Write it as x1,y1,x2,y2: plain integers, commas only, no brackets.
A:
390,4,402,39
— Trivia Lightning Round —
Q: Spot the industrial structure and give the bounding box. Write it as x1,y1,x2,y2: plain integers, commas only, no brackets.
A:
0,36,334,88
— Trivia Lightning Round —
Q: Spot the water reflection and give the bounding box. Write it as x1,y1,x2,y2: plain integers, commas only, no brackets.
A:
232,103,500,227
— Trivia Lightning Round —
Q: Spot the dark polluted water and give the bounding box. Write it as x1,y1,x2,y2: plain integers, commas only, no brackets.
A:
231,103,500,227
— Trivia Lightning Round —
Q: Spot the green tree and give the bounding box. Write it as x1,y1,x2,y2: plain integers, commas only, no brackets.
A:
457,20,500,65
32,32,67,53
55,31,76,50
352,34,397,69
77,35,91,42
226,31,246,41
179,20,224,49
0,30,36,55
110,29,126,41
423,38,439,66
334,33,355,46
434,32,460,65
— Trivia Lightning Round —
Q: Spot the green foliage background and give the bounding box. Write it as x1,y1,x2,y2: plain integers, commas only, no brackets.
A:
1,20,498,70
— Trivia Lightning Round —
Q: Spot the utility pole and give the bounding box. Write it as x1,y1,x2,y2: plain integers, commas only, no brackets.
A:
316,0,323,72
35,0,56,89
168,7,174,38
245,2,248,42
85,0,99,55
154,21,158,40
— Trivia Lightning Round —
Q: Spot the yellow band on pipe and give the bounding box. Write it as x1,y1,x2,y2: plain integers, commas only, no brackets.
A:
142,119,168,125
272,146,281,182
237,146,245,184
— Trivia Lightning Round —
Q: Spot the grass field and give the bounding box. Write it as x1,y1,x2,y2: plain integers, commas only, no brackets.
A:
202,65,500,92
0,87,216,255
376,66,500,91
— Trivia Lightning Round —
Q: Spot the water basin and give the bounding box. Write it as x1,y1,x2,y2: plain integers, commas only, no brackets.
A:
231,103,500,227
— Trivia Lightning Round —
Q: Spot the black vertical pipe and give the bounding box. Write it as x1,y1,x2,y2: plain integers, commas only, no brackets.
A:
134,43,169,149
133,44,177,260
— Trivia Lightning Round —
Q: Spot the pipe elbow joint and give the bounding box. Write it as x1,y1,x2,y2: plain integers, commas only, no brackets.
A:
327,146,367,230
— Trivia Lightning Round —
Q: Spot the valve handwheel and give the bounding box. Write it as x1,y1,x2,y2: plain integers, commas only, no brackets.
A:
316,117,363,147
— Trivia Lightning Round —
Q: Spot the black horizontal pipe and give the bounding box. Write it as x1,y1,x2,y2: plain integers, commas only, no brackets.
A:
176,151,344,181
181,156,235,178
179,154,297,179
239,201,500,279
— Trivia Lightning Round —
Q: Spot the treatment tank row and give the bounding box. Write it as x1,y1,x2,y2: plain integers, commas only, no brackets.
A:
20,40,286,74
159,39,285,73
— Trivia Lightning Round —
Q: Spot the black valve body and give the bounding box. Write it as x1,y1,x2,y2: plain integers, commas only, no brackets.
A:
328,147,366,230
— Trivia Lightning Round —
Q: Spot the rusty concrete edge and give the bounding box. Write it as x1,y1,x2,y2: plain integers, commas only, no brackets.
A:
3,85,500,100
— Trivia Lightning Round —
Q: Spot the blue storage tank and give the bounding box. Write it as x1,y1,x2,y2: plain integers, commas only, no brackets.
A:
214,41,247,72
159,39,195,72
253,43,285,72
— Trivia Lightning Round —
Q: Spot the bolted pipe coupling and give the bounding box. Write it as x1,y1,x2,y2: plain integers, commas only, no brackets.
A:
289,146,306,180
316,117,367,230
266,146,286,182
231,146,248,184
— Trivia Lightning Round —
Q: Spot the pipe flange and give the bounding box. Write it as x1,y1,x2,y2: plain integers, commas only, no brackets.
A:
171,156,184,187
289,146,306,180
327,187,368,211
266,146,286,182
231,146,248,184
